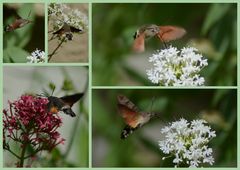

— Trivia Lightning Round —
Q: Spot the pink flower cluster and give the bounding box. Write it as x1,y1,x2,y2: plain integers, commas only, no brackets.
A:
3,95,65,154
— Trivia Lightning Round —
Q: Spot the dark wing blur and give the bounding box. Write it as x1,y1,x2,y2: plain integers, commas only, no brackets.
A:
60,93,84,107
70,26,83,33
15,13,22,19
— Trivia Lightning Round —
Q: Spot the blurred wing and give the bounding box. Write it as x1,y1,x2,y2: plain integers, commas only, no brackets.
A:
15,13,22,19
117,95,140,128
53,23,71,35
117,95,139,112
118,104,140,128
158,26,186,42
132,33,145,53
70,26,83,33
53,27,65,35
60,93,84,107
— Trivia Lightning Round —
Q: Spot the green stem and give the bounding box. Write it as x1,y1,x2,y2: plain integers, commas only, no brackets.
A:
19,143,27,167
63,114,80,159
48,37,65,62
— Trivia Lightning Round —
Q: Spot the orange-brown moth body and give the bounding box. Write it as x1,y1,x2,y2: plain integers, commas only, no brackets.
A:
4,13,32,32
117,95,158,139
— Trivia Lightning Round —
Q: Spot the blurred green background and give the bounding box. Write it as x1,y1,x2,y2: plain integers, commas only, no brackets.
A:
92,89,237,167
3,66,88,167
3,3,45,63
92,3,237,86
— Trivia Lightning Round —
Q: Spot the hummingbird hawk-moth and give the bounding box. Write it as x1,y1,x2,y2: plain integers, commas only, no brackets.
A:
4,11,32,32
117,95,158,139
47,93,84,117
52,22,83,41
133,24,186,52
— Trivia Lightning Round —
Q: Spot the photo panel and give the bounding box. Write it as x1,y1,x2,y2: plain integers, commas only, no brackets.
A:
3,3,45,63
92,3,237,86
48,3,89,63
3,66,89,167
92,89,237,167
0,0,239,169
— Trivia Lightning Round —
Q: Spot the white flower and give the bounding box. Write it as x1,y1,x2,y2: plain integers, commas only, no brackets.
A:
26,49,45,63
159,118,216,167
48,3,88,40
146,46,208,86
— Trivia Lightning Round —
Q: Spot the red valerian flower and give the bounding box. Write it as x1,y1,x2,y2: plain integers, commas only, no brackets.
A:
3,95,65,167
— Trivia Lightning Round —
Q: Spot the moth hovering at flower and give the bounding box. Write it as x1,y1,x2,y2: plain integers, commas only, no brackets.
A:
47,93,84,117
4,11,32,32
133,24,186,52
117,95,159,139
52,22,83,41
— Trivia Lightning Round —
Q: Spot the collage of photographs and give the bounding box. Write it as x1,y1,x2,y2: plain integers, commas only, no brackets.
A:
1,2,238,169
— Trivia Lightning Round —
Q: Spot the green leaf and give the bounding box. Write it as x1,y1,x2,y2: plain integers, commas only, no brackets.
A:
202,4,231,35
4,47,29,63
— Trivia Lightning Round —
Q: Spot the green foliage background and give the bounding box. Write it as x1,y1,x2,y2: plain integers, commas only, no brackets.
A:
92,3,237,86
92,89,237,167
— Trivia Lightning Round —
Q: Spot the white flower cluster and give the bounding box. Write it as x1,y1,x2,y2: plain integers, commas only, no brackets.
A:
48,3,88,34
159,118,216,167
146,46,208,86
26,49,45,63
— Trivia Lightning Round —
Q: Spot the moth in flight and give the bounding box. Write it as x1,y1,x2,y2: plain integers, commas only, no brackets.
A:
47,93,84,117
117,95,159,139
52,22,83,41
133,24,186,52
4,11,32,32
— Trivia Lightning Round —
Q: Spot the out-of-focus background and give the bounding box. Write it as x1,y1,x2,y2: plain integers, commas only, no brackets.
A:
92,89,237,167
48,3,88,63
3,66,89,167
3,3,45,63
92,3,237,86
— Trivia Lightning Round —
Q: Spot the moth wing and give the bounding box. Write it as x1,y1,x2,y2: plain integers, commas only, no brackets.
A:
53,27,64,35
15,13,22,19
60,93,84,107
117,95,139,112
158,26,186,42
70,26,83,33
118,104,140,128
132,33,145,53
117,95,140,128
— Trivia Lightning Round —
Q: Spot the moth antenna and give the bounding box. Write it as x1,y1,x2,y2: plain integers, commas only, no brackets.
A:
36,92,48,98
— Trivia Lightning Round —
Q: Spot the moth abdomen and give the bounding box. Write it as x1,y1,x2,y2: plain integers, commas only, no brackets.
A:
121,125,138,139
61,106,76,117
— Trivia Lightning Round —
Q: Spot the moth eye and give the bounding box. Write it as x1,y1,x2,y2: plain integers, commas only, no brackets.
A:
133,32,138,39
